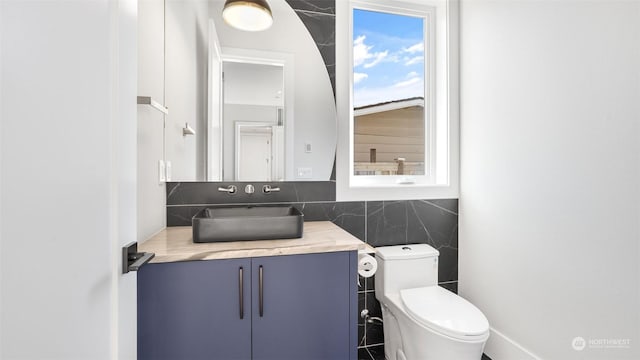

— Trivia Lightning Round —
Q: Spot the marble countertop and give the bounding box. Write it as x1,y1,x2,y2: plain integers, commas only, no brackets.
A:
140,221,374,264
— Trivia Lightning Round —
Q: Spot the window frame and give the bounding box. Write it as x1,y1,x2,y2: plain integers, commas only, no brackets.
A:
336,0,459,201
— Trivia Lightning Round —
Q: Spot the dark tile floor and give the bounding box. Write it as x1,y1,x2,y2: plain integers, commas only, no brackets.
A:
358,345,384,360
358,345,492,360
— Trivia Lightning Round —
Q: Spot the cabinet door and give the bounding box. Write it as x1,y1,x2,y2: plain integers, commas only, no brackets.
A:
252,252,354,360
138,259,251,360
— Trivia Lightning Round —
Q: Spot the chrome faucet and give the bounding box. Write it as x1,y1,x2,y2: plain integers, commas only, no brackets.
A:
262,185,281,194
217,185,237,194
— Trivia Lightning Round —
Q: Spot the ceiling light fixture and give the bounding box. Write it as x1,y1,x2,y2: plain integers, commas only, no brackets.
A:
223,0,273,32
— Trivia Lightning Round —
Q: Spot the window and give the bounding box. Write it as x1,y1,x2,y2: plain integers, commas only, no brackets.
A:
352,8,428,177
336,0,459,200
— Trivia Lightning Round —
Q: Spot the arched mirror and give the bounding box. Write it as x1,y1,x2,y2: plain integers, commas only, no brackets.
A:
158,0,337,182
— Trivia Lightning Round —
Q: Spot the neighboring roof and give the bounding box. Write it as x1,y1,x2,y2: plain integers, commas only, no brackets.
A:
354,97,425,116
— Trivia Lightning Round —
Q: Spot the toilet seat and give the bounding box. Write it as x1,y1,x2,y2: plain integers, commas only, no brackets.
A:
400,286,490,341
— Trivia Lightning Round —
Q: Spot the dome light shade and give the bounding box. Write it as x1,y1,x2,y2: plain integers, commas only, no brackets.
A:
223,0,273,32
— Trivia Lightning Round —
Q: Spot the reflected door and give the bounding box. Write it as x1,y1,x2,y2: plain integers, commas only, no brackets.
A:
237,127,272,181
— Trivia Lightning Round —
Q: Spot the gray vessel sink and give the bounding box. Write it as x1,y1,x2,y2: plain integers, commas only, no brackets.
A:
192,205,304,243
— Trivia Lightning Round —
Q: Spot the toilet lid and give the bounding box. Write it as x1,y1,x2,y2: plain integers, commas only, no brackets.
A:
400,286,489,341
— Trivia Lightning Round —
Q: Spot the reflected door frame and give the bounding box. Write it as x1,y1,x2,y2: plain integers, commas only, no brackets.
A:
220,48,295,181
207,19,224,181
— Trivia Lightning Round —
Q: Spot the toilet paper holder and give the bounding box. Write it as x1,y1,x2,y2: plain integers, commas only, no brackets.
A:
358,252,377,277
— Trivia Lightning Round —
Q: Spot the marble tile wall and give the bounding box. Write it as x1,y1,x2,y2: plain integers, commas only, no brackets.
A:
357,200,459,350
285,0,336,95
166,181,336,206
165,181,458,354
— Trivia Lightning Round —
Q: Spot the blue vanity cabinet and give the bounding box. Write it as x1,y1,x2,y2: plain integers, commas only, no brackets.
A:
251,251,357,360
138,258,252,360
138,251,357,360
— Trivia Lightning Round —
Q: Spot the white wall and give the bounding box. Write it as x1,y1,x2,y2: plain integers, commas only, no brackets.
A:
459,1,640,359
1,0,137,358
138,0,166,242
165,0,209,181
224,62,284,107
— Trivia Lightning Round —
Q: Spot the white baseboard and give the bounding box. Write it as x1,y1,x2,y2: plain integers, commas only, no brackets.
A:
484,327,542,360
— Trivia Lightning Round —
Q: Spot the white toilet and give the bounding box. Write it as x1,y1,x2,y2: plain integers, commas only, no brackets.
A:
374,244,490,360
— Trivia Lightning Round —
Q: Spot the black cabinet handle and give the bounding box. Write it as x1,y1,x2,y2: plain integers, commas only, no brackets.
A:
239,267,244,319
259,265,264,317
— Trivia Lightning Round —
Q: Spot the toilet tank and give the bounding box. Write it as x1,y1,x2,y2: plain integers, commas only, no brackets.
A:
375,244,439,299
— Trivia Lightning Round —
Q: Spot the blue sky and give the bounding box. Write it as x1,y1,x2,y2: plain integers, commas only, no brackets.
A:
353,9,425,107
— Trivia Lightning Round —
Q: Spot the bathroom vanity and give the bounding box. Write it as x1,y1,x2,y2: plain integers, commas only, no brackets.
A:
137,222,368,360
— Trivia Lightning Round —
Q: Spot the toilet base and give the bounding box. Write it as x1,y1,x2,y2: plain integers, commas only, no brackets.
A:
380,299,488,360
380,306,402,360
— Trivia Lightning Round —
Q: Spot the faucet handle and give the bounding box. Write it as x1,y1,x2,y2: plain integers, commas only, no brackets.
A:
262,185,280,194
218,185,237,194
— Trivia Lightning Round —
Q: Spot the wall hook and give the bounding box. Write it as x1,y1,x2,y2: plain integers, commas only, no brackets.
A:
183,122,195,136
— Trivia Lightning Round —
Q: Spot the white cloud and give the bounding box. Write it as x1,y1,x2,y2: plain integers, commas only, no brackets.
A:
353,35,370,67
386,54,400,63
353,35,389,69
407,71,419,78
394,77,422,88
404,56,424,66
364,51,388,68
354,72,368,84
403,42,424,54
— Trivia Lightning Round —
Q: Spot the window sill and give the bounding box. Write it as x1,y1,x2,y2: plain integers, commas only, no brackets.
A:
336,181,459,202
